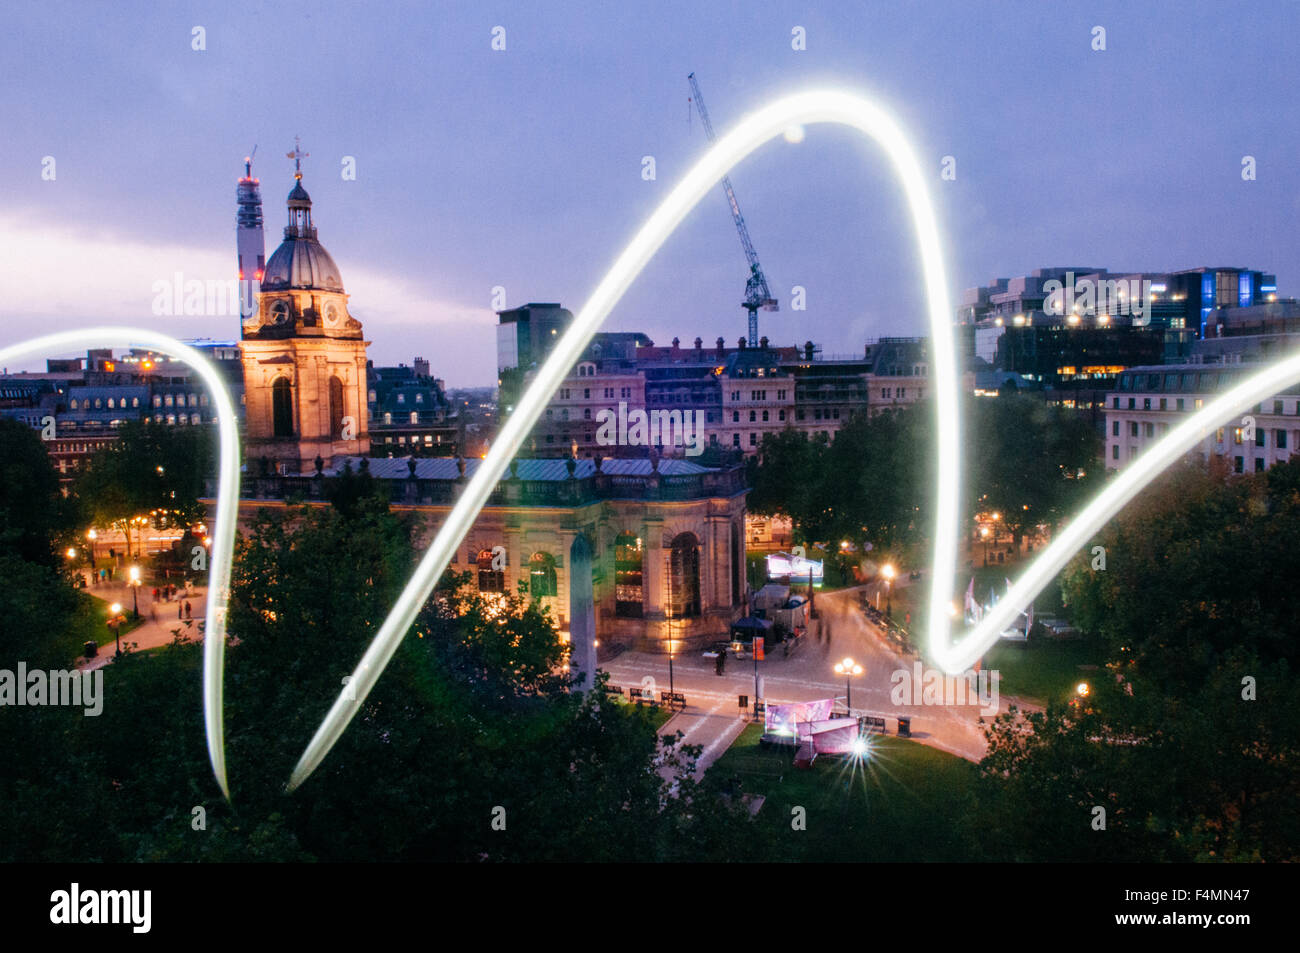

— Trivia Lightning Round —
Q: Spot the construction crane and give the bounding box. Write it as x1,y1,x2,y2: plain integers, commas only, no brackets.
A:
687,72,778,347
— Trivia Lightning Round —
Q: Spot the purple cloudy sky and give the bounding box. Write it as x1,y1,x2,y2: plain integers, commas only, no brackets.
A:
2,1,1298,384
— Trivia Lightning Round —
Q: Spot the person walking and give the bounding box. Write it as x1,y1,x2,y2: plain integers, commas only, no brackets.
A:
178,601,184,620
184,600,192,621
715,648,726,676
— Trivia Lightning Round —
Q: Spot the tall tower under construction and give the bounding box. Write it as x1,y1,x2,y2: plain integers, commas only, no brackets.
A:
236,153,265,323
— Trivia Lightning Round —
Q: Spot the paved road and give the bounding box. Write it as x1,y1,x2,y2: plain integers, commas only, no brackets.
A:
77,581,207,671
602,585,1000,774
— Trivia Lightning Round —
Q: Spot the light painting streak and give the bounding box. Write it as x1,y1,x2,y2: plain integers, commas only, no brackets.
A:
939,348,1300,672
287,89,961,790
0,329,241,799
8,93,1297,797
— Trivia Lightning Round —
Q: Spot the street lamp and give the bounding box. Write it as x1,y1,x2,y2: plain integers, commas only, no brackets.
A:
980,525,991,567
881,563,896,617
87,528,97,564
128,565,141,619
834,656,863,713
108,602,124,658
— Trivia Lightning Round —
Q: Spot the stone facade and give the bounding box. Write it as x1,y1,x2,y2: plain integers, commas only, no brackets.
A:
231,456,748,653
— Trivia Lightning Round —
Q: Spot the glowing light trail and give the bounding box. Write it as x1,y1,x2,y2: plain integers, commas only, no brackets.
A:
0,329,242,798
9,91,1297,797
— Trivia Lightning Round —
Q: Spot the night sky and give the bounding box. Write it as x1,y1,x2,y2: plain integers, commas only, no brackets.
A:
3,1,1297,384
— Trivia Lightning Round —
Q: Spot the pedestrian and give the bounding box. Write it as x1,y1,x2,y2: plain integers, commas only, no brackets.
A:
152,587,159,601
178,602,183,620
150,604,157,623
184,600,192,621
715,649,726,676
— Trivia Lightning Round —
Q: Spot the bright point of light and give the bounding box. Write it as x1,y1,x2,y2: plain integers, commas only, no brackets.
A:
1077,682,1090,697
109,603,122,615
834,657,862,676
851,737,868,758
783,124,805,143
881,564,896,580
66,548,76,559
129,566,140,583
87,529,97,540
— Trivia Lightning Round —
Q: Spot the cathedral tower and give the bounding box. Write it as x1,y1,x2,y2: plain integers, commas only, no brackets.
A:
239,143,370,474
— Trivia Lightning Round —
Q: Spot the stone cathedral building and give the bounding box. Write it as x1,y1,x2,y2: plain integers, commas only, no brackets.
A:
239,163,370,475
231,163,748,666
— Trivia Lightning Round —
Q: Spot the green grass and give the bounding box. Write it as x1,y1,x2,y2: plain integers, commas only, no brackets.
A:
609,695,676,732
707,723,978,861
982,638,1103,706
65,593,146,657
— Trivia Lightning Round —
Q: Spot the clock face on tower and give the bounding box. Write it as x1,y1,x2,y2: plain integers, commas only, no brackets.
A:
323,302,341,328
269,301,291,327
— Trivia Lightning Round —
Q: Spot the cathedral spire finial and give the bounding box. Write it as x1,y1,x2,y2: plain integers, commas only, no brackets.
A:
287,135,309,180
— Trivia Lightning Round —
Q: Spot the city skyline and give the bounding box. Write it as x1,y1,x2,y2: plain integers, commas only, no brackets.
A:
3,1,1299,385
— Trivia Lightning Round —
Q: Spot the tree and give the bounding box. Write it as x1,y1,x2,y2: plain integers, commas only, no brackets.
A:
72,420,216,554
976,459,1300,861
966,395,1101,545
0,417,72,567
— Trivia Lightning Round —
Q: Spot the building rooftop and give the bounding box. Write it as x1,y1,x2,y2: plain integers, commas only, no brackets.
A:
319,455,716,480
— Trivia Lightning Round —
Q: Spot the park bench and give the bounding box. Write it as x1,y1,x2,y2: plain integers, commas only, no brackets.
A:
602,684,623,697
627,687,659,708
660,691,687,711
862,715,888,735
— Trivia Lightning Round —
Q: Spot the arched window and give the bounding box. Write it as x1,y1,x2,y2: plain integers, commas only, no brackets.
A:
477,548,505,593
614,532,643,618
329,376,344,439
272,377,294,437
529,552,557,598
668,532,701,618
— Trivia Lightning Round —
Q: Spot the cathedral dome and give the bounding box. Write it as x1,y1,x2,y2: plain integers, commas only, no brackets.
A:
262,235,344,292
261,177,345,293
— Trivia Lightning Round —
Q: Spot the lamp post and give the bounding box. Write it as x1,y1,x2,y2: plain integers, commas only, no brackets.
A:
834,656,863,714
666,567,675,696
981,525,991,567
108,602,124,658
87,528,97,565
881,563,896,618
128,565,141,619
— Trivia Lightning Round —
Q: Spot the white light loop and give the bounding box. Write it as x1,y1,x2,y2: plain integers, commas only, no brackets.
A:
0,329,241,799
287,89,961,790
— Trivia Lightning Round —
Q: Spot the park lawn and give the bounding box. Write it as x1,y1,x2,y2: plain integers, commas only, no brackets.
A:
68,593,146,655
982,638,1103,707
708,723,978,861
609,695,676,732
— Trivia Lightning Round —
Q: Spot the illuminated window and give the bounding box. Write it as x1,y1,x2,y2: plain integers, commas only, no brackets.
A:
529,552,557,598
477,549,505,593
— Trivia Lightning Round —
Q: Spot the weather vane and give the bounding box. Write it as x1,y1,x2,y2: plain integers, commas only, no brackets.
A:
287,135,308,179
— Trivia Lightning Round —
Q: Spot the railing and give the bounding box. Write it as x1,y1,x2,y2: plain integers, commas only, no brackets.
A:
214,464,747,508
